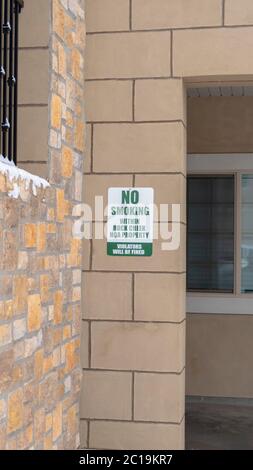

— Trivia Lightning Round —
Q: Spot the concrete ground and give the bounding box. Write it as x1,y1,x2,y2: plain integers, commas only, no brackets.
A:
186,398,253,450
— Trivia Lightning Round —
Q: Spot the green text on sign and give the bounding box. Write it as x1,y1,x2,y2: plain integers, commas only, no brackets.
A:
107,242,153,257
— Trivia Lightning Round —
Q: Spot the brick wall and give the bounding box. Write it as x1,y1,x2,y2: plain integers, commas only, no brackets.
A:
0,0,85,450
2,0,253,452
83,0,253,450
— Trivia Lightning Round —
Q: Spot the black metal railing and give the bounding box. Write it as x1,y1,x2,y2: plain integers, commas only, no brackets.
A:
0,0,23,164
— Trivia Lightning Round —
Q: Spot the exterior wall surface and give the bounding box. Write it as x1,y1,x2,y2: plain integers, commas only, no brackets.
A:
187,95,253,398
186,314,253,398
82,0,186,451
188,96,253,154
83,0,253,450
0,0,85,449
19,0,50,178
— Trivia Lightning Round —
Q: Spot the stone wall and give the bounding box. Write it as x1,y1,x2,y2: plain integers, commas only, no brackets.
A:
0,0,85,450
83,0,253,450
82,0,186,450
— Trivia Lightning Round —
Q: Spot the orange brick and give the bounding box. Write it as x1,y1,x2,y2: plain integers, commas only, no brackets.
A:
68,239,81,266
51,94,62,129
76,101,82,117
54,290,63,325
28,277,37,292
40,274,50,303
52,403,62,441
37,256,46,271
13,275,28,313
0,324,11,346
28,294,42,332
57,42,66,77
7,388,23,433
67,405,77,436
0,302,4,319
34,408,45,442
37,223,46,252
34,349,44,380
63,325,71,340
47,207,55,221
53,0,65,39
75,19,85,49
67,305,73,321
25,224,37,248
24,424,33,448
72,48,82,80
44,432,53,450
65,342,75,372
62,146,73,178
43,355,53,375
72,286,81,302
47,223,56,234
74,337,80,349
0,399,5,417
74,120,85,152
53,328,62,346
64,199,70,216
65,127,73,145
56,189,66,222
12,364,23,383
66,110,74,127
66,29,74,48
65,13,74,35
45,413,53,433
3,300,13,320
53,347,61,367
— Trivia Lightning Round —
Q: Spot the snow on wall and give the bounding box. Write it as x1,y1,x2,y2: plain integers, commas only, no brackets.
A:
0,155,50,198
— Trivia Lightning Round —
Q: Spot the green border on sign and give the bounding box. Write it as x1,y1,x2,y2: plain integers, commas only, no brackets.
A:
107,242,153,257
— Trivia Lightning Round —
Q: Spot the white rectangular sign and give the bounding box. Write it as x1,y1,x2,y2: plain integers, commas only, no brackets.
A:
107,187,154,257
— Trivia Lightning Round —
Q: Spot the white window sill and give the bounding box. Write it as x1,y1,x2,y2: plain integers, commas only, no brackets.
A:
187,295,253,315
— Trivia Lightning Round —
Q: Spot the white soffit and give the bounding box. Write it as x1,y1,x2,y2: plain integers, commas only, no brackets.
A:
187,85,253,98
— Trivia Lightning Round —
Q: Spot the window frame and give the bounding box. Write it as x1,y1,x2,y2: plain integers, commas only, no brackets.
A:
187,154,253,315
187,173,236,295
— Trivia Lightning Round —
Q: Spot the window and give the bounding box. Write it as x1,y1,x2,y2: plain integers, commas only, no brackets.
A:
187,170,253,296
187,175,234,293
241,175,253,293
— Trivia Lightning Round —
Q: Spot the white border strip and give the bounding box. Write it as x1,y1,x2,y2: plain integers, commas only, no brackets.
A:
188,153,253,172
187,295,253,315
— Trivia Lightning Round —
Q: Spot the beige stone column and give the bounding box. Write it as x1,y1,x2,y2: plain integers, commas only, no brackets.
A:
81,0,186,450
